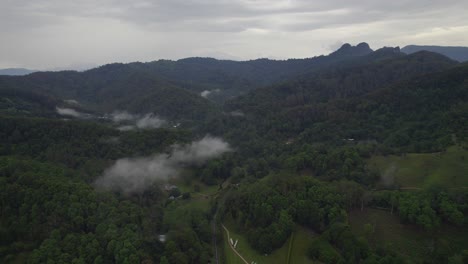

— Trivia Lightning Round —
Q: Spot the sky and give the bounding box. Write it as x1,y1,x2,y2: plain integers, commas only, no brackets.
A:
1,0,467,70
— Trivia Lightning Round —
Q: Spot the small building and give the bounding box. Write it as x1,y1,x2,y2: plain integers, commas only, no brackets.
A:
158,234,167,243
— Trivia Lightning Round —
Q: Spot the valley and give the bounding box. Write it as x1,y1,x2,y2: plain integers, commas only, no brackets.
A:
0,43,467,264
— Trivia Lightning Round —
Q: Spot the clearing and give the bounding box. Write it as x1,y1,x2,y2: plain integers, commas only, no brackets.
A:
368,146,468,189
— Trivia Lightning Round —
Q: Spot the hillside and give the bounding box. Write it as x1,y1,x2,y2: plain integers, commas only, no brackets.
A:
0,43,375,114
0,83,59,117
226,49,456,115
117,42,373,102
0,68,219,122
218,50,460,149
402,45,468,62
1,43,467,264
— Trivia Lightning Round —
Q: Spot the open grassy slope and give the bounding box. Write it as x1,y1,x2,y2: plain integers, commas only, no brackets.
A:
349,208,468,262
222,220,314,264
288,226,315,264
223,220,290,264
368,146,468,189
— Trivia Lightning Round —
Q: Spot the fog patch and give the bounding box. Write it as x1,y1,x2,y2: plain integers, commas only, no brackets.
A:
56,107,83,118
381,163,397,187
136,114,166,129
109,111,166,130
110,111,138,122
94,136,231,193
200,89,220,98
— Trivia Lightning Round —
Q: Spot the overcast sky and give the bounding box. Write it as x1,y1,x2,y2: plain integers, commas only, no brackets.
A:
1,0,467,70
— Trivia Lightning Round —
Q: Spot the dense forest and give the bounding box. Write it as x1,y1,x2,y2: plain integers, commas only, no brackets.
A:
0,43,467,264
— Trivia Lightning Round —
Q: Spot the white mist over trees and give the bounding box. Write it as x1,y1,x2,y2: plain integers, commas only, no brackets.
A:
56,107,84,118
94,136,231,193
110,111,166,130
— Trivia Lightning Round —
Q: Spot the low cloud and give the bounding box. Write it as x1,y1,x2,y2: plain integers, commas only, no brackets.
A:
200,89,220,98
56,107,83,118
109,111,166,130
94,136,231,193
200,90,210,98
136,113,166,129
381,163,397,187
110,110,137,122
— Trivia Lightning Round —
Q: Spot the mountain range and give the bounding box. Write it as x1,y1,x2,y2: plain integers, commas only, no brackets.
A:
0,68,36,76
402,45,468,62
1,41,468,264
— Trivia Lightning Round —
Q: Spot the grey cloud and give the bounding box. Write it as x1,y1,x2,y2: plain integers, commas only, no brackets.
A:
1,0,467,69
94,136,231,193
4,0,466,32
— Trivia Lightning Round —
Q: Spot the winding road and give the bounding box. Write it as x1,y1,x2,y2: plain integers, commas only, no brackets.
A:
222,224,250,264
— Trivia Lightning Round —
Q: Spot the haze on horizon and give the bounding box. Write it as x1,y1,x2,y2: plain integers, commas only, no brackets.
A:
1,0,467,70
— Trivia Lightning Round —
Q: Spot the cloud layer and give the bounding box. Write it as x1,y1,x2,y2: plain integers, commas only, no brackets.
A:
1,1,467,69
94,136,231,193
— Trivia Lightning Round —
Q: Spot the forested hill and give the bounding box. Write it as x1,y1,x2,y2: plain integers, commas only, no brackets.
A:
138,42,372,100
1,69,219,122
209,51,463,155
225,49,457,117
402,45,468,62
0,78,59,117
0,43,374,112
0,68,36,76
1,43,468,264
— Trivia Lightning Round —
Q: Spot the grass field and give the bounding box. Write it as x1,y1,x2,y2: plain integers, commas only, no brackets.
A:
288,226,315,264
349,208,468,261
222,220,314,264
368,146,468,189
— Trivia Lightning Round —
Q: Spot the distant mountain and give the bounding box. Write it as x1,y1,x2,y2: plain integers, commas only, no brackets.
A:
97,43,375,103
4,68,220,122
328,42,373,58
2,43,459,126
205,52,466,159
226,48,457,118
0,43,379,121
0,68,36,76
402,45,468,62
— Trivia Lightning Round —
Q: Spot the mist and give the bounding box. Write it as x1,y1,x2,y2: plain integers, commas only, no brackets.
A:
56,107,83,118
110,111,166,130
381,163,397,187
110,111,137,122
94,136,231,193
200,89,220,98
135,114,166,129
64,99,81,106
